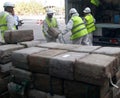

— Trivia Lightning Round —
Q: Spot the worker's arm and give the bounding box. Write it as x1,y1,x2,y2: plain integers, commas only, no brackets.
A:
62,19,73,35
42,20,52,38
94,18,96,23
82,16,87,25
56,18,61,30
91,14,96,23
6,14,16,30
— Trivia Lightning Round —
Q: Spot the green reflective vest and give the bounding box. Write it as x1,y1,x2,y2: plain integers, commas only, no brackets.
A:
84,14,96,33
0,12,9,38
71,16,88,40
43,17,57,36
45,17,57,28
0,12,16,39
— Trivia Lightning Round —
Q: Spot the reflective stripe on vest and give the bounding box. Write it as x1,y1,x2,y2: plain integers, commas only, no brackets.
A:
45,17,57,28
0,13,9,38
71,16,88,40
85,14,96,33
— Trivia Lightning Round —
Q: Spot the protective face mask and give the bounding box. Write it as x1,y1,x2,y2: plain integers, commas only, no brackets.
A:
47,14,53,18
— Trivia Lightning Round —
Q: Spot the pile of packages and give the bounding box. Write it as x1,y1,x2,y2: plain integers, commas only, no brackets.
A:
7,42,120,98
0,29,41,98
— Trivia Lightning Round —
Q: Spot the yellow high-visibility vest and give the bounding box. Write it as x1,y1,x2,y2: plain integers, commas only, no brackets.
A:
43,17,57,36
45,17,57,28
0,12,16,39
71,16,88,40
84,14,96,33
0,12,9,38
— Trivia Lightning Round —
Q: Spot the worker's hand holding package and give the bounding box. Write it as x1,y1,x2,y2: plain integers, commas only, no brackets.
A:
57,29,67,37
57,32,66,44
47,27,61,38
46,31,53,38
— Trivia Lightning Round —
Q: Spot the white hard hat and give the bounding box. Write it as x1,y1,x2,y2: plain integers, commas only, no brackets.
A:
69,8,77,14
46,9,54,14
3,2,15,8
83,7,91,13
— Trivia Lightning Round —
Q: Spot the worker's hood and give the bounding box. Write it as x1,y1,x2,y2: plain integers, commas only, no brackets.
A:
71,12,79,17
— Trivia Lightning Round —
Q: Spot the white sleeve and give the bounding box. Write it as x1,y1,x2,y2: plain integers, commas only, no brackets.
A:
42,20,48,34
42,20,52,38
6,14,16,30
63,19,73,35
56,19,61,30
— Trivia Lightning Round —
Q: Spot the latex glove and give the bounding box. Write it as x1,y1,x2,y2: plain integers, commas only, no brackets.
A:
57,33,66,44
